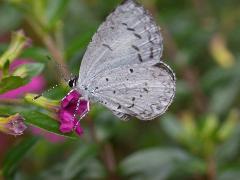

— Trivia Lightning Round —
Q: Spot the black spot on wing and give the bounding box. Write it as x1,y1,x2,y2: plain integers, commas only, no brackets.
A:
102,43,113,51
134,33,142,39
127,27,135,31
143,88,149,93
150,47,154,58
148,35,154,44
138,54,143,62
128,104,134,108
132,45,140,51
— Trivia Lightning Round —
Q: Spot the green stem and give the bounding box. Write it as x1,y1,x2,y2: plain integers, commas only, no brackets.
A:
26,17,70,79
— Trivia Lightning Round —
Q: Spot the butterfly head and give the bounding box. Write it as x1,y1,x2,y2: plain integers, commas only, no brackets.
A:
68,75,78,88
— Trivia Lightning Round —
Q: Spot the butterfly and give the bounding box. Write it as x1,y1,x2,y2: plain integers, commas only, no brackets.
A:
68,0,176,121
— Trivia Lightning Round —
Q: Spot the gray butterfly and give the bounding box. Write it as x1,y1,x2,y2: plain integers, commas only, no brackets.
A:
70,0,176,121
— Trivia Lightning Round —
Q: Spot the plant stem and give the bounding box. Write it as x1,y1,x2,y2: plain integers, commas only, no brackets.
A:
26,18,70,79
0,99,24,105
87,116,118,179
206,156,216,180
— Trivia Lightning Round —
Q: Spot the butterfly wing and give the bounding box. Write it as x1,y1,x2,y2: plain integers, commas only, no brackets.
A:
88,61,176,120
79,0,163,84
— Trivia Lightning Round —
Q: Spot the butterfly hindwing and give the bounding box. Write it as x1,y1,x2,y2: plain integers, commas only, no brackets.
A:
88,61,176,120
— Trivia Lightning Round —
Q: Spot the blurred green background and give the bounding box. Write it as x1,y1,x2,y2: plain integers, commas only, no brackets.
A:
0,0,240,179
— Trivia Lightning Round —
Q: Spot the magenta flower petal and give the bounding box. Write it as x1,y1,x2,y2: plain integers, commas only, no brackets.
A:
74,123,84,136
58,90,89,136
77,100,89,115
61,90,80,108
61,93,74,108
60,122,74,133
59,110,74,123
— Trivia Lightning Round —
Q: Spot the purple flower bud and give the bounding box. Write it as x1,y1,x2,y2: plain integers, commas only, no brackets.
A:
0,113,27,136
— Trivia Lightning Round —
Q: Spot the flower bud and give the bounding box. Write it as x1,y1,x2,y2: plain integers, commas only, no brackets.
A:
0,30,29,70
0,113,27,136
24,93,60,112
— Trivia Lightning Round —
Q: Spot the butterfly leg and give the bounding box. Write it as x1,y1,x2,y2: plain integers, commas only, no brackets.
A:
73,97,89,130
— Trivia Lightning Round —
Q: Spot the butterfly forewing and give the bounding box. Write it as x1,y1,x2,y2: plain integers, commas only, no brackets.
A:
79,0,163,84
88,61,175,120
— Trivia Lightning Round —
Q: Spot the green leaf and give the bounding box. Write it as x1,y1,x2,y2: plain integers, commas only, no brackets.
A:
119,148,205,180
12,62,44,79
2,137,39,178
200,114,218,139
217,110,238,141
218,169,240,180
20,47,49,63
216,124,240,163
209,77,240,115
160,114,183,142
2,59,10,77
0,76,28,94
22,111,77,139
62,144,101,179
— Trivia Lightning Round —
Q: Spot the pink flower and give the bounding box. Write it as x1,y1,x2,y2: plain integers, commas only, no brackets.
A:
58,90,89,136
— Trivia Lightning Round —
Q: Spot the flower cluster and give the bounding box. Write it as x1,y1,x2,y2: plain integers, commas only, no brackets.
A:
25,90,90,137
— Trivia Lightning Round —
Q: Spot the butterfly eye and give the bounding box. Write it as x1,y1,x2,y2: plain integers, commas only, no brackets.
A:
68,79,74,88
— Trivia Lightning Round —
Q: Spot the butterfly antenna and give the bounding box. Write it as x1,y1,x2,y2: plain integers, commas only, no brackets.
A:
46,55,69,82
33,84,59,100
